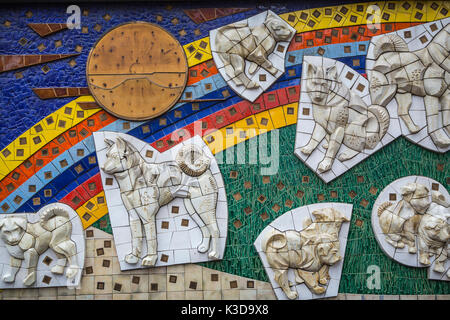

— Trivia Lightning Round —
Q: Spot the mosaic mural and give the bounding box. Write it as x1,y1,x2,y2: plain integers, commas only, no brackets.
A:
0,1,448,300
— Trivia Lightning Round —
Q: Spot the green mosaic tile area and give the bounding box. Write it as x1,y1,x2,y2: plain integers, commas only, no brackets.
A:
96,124,449,295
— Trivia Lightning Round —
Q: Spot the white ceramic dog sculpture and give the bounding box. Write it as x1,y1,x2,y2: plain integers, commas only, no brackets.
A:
101,137,221,267
0,203,80,286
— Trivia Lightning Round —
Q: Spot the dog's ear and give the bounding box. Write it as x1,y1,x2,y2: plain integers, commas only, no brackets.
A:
326,65,338,80
115,137,127,154
13,217,27,231
401,183,417,200
307,63,317,78
104,139,114,148
0,219,5,229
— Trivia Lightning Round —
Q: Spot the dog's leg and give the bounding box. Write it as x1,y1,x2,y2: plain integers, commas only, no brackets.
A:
230,54,258,89
424,95,450,148
3,256,22,283
318,265,330,285
136,204,159,266
402,219,417,254
418,236,431,266
50,239,79,279
184,198,211,254
199,208,220,259
22,248,38,286
274,269,298,300
433,246,447,273
439,88,450,135
301,124,326,155
396,92,421,133
296,269,326,294
125,211,143,264
318,126,344,173
51,252,66,275
141,219,158,266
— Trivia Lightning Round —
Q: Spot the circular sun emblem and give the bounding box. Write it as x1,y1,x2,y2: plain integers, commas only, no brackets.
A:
86,22,188,120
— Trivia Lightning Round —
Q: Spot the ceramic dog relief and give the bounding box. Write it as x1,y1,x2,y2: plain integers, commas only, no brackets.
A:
295,19,450,184
294,56,391,183
0,203,84,288
93,132,228,270
210,10,296,102
366,18,450,153
254,203,352,300
372,176,449,281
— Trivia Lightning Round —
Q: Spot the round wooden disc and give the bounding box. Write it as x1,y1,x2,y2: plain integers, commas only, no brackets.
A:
86,22,188,120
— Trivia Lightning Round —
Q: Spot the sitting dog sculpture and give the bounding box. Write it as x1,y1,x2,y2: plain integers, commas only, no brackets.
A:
368,23,450,148
301,63,390,172
377,182,450,277
215,11,294,89
261,208,349,299
0,204,79,286
101,137,220,266
377,182,430,253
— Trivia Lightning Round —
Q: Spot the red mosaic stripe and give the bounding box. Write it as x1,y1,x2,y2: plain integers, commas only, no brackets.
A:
60,174,103,210
287,22,422,52
0,111,116,202
151,85,300,152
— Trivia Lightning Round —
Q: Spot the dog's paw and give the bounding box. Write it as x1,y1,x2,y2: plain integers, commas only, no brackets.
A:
419,257,431,266
319,278,328,285
286,291,298,300
433,263,445,273
246,81,260,89
208,250,220,259
197,237,211,253
51,264,65,275
125,254,139,264
65,266,79,279
23,272,36,286
301,145,314,155
142,254,157,266
318,159,332,173
3,273,15,283
312,286,326,295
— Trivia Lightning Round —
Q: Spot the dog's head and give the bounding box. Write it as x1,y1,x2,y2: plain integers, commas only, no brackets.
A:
102,137,140,175
401,182,431,214
305,64,338,104
0,217,27,245
317,240,341,266
421,214,450,243
265,11,293,41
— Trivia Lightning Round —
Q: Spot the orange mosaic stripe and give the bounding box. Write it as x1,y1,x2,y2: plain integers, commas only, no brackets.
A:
0,110,116,202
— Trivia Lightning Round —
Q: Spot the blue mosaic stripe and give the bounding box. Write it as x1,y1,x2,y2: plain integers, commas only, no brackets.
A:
3,42,368,213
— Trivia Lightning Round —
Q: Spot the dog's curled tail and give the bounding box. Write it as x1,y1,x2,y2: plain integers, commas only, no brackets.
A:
366,105,390,149
40,204,70,222
176,144,211,177
377,201,393,216
261,228,286,253
372,33,409,60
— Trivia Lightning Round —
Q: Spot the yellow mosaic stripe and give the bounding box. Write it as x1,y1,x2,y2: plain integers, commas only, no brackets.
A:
279,1,450,33
0,96,100,180
183,2,449,68
76,191,109,229
183,36,213,67
204,103,298,154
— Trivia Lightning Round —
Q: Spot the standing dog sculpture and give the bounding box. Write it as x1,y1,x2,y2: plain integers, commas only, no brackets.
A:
101,137,220,266
301,63,390,172
215,11,294,89
368,24,450,148
261,208,349,299
0,204,79,286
